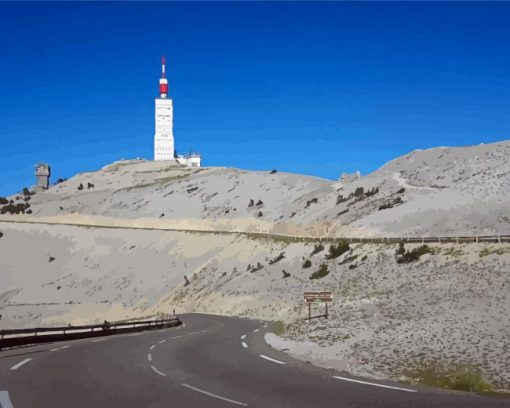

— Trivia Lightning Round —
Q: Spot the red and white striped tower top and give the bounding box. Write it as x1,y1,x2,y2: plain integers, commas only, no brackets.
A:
159,56,168,99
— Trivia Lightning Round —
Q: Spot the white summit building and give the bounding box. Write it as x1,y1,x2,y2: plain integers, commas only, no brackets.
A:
154,56,201,167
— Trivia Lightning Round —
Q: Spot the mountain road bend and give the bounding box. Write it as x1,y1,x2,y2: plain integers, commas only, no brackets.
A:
0,313,508,407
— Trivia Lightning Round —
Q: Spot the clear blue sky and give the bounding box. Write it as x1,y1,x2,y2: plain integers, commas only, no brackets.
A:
1,2,510,196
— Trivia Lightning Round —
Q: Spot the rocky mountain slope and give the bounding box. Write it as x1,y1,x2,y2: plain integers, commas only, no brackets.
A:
0,221,508,390
3,140,509,237
0,140,509,391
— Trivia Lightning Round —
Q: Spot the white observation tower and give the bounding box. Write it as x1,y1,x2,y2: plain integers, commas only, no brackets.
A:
154,56,174,161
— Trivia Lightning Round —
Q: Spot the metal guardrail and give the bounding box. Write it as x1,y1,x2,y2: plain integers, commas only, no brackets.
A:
0,218,508,245
0,318,181,350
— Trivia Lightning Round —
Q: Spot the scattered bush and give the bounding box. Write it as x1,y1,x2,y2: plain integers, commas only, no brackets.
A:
251,262,264,273
349,264,357,270
0,231,3,239
396,245,431,263
269,252,285,264
48,256,55,262
305,197,318,208
326,241,350,259
339,254,358,265
310,243,324,256
272,321,285,335
310,263,329,280
257,211,263,217
361,255,367,261
397,187,405,194
186,186,198,194
395,242,406,257
0,197,8,205
302,259,312,268
270,169,277,174
22,187,32,196
184,275,190,286
55,178,67,185
354,187,364,197
282,270,290,279
248,199,254,207
256,200,263,206
77,183,84,191
87,182,95,189
379,196,403,210
0,202,30,214
337,209,348,216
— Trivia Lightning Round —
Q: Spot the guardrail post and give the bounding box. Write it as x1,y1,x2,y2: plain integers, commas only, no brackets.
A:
422,237,424,244
476,235,479,244
456,236,459,244
498,234,501,244
438,236,441,243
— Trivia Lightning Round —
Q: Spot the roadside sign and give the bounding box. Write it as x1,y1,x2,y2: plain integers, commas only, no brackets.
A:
304,291,332,304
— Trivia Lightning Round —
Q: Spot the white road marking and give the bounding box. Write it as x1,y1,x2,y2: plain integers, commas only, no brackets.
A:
59,345,70,349
332,376,417,393
241,334,246,340
50,348,59,352
10,358,32,370
127,332,142,337
147,353,152,362
253,329,259,333
150,344,156,351
91,338,108,343
241,342,248,349
171,335,182,339
263,324,267,328
150,365,167,377
182,383,248,406
0,390,14,408
158,339,166,344
259,354,286,365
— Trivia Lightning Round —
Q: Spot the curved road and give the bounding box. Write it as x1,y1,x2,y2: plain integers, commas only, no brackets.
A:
0,313,508,407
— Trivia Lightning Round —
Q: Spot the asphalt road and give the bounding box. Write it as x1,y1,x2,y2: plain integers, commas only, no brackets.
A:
0,313,508,407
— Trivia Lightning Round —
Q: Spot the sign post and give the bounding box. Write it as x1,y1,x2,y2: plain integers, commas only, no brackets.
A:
304,291,332,320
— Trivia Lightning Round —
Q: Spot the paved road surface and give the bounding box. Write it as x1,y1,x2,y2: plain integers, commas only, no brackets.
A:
0,313,508,407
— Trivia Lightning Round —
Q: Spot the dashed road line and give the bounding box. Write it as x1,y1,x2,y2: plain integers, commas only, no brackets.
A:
147,353,152,362
127,332,142,337
150,365,167,377
241,334,246,340
171,335,182,339
241,342,248,349
150,344,156,351
253,329,259,333
259,354,286,365
50,348,59,352
10,358,32,371
332,376,417,393
158,339,166,344
0,390,14,408
59,345,70,349
182,383,248,406
91,338,108,343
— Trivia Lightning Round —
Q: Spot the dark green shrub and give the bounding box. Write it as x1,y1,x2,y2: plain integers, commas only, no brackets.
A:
282,270,290,279
310,263,329,280
326,241,350,259
305,197,318,208
269,252,285,264
302,259,312,268
310,243,324,256
354,187,364,197
248,199,254,207
251,262,264,273
397,245,431,264
0,197,8,205
396,242,406,256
